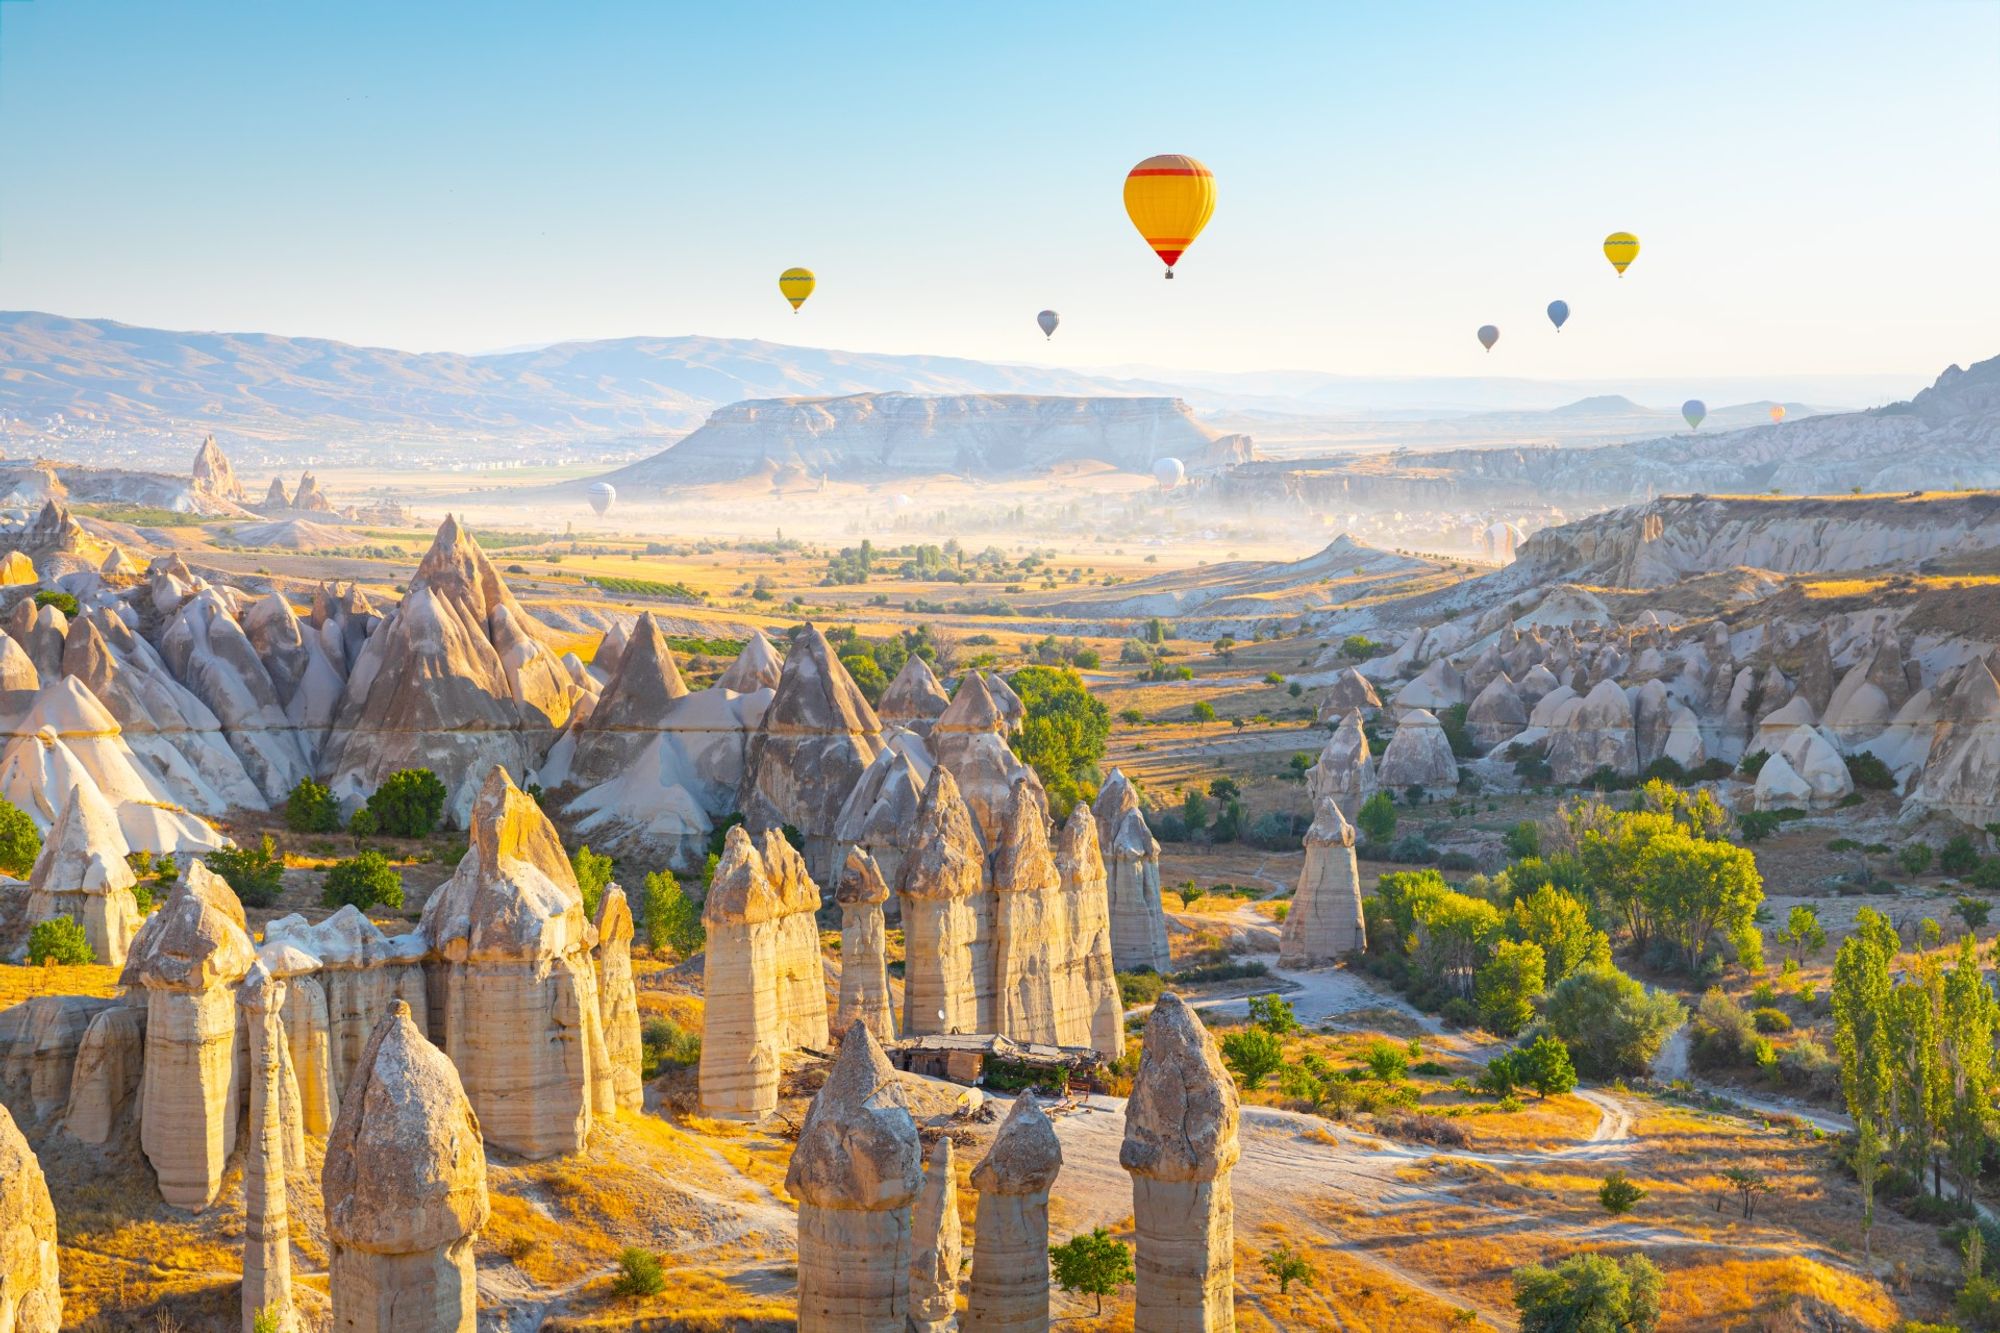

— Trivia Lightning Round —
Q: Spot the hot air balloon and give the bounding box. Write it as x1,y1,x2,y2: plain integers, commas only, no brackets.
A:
1547,300,1570,332
1037,310,1059,340
1603,232,1640,276
1153,457,1186,490
1477,325,1500,352
1124,155,1215,279
1770,404,1787,424
1682,399,1707,430
778,267,816,312
585,482,615,516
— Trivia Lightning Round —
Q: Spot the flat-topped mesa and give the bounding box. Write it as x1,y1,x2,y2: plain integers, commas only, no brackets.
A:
717,628,784,694
967,1094,1063,1332
785,1023,923,1332
1280,797,1366,967
739,623,884,885
17,781,142,967
593,885,644,1112
1307,708,1376,821
322,515,581,826
758,828,832,1052
419,767,608,1159
0,1103,60,1332
699,825,787,1119
908,1136,963,1333
1120,992,1242,1333
324,1001,489,1333
1091,770,1170,975
240,965,295,1333
1054,804,1126,1060
835,847,897,1046
834,728,934,891
897,765,985,1038
989,782,1068,1047
928,672,1043,848
878,653,951,737
1374,707,1460,799
121,860,256,1209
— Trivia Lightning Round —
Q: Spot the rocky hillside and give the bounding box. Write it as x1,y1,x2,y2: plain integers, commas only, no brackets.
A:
594,392,1253,487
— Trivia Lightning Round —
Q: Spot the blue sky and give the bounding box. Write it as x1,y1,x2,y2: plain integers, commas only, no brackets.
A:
2,0,1995,382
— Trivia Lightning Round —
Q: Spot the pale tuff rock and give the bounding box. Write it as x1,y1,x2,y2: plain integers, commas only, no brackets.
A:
1375,707,1459,798
1824,629,1914,745
241,966,295,1333
1395,658,1467,714
1757,724,1852,809
1279,798,1365,966
739,623,885,885
1314,667,1380,723
592,885,644,1112
157,585,314,804
983,671,1026,733
123,861,255,1209
262,477,291,511
967,1094,1062,1333
419,767,608,1159
1752,752,1813,810
757,828,833,1052
190,434,245,503
61,1003,146,1145
929,672,1043,849
1464,673,1528,751
255,939,336,1142
1517,662,1562,705
784,1022,922,1332
289,472,334,513
1748,693,1818,759
323,516,580,826
716,628,783,694
1307,709,1376,820
2,598,64,681
1091,770,1170,975
898,766,986,1038
307,582,379,675
1527,683,1579,731
0,1103,59,1332
1120,992,1241,1333
908,1136,963,1333
1908,661,2000,826
833,727,934,890
699,825,787,1119
0,552,33,589
240,591,346,759
324,1001,489,1333
260,905,426,1125
0,631,36,693
18,782,142,967
835,847,897,1047
0,994,111,1126
1546,679,1639,783
878,653,951,737
1053,805,1126,1060
989,782,1068,1046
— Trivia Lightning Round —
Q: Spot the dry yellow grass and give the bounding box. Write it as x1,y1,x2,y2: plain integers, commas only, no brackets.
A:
0,961,122,1006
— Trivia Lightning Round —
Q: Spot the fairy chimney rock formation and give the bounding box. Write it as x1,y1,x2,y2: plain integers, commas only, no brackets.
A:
1307,708,1376,819
757,828,833,1053
878,653,952,737
834,727,935,891
835,847,897,1046
739,623,885,884
699,825,786,1119
19,781,142,967
1315,666,1381,723
0,1104,59,1332
419,767,608,1159
1279,797,1366,966
191,434,245,503
1465,673,1529,751
928,672,1040,848
1091,770,1171,975
784,1022,923,1332
122,860,255,1209
1375,707,1459,798
324,1001,489,1333
717,628,783,694
897,766,985,1038
908,1135,963,1333
967,1094,1063,1332
1120,992,1242,1332
262,476,291,511
592,885,644,1112
241,964,295,1333
1053,804,1126,1060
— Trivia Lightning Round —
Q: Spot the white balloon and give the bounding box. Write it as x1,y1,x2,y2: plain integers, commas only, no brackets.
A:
585,481,616,516
1153,457,1186,491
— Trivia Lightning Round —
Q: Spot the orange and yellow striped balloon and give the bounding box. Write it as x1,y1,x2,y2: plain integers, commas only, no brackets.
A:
778,267,816,312
1602,231,1640,276
1124,154,1215,278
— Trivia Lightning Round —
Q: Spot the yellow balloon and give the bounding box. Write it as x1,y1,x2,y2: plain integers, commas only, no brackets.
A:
1124,154,1216,278
779,267,816,312
1603,231,1640,276
1769,404,1786,424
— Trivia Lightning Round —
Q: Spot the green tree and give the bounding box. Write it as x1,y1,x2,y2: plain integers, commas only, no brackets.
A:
1179,789,1210,835
1899,842,1936,876
1339,634,1381,660
841,653,888,705
1852,1115,1885,1260
1774,904,1826,963
1504,820,1542,860
641,871,704,957
571,844,614,920
1247,993,1299,1035
1261,1242,1315,1295
1956,895,1992,932
1049,1227,1135,1316
0,797,41,877
1942,834,1981,876
284,777,342,833
320,851,404,912
1513,1253,1663,1333
1475,940,1546,1037
1220,1027,1286,1089
27,916,93,966
1356,789,1398,844
1542,966,1687,1078
365,768,449,838
207,836,287,908
1412,890,1504,1001
1190,700,1217,726
1516,1034,1578,1098
1509,883,1611,982
1597,1170,1645,1215
1941,933,1997,1201
1008,666,1111,818
1635,829,1764,971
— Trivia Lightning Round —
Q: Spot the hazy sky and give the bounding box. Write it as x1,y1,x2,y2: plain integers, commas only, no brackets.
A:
2,0,1995,382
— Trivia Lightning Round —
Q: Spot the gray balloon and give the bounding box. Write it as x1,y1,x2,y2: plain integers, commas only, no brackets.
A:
1682,399,1706,430
1037,309,1059,340
1477,324,1499,351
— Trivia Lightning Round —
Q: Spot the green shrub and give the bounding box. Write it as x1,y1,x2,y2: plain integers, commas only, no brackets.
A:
364,768,449,838
284,778,342,833
1738,749,1770,778
1219,1026,1285,1089
0,797,41,877
1736,810,1783,843
639,1016,701,1077
206,836,286,908
1598,1170,1646,1215
348,806,378,837
1845,751,1896,791
610,1247,665,1298
1117,970,1166,1007
154,854,178,883
570,845,614,920
1357,790,1397,843
32,589,78,616
1899,842,1936,875
1750,1006,1792,1033
27,916,94,965
640,871,704,957
1942,834,1981,877
320,851,404,912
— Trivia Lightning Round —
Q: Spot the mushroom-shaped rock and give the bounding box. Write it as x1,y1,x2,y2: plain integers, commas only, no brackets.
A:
0,1103,59,1332
592,885,644,1112
698,825,787,1119
835,847,897,1047
1375,708,1459,798
878,654,951,737
989,781,1067,1045
1053,804,1126,1060
908,1136,963,1333
324,1001,489,1333
929,672,1042,849
897,766,985,1038
241,964,296,1333
1909,662,2000,824
785,1022,923,1331
1120,992,1241,1332
968,1094,1063,1331
1091,769,1170,975
1279,797,1365,966
1307,708,1376,820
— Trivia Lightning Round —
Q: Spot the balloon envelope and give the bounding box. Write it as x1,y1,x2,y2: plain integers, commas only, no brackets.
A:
1124,155,1216,277
778,267,816,311
585,482,615,516
1037,309,1059,339
1547,300,1570,331
1770,405,1787,424
1603,232,1640,275
1477,324,1500,351
1682,399,1707,430
1153,457,1186,490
